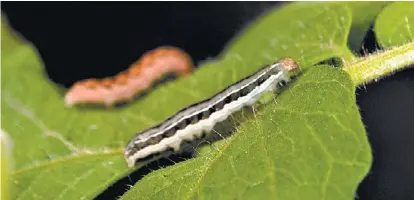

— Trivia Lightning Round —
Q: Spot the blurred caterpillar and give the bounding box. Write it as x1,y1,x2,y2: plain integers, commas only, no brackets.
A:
65,46,194,107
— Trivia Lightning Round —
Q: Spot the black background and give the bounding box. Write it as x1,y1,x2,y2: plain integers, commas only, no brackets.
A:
2,2,413,200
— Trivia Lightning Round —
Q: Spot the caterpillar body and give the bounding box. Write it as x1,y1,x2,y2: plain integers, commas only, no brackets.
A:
65,46,194,107
124,58,300,167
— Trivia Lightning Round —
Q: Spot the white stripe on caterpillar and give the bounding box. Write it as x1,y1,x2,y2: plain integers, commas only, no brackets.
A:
124,58,300,167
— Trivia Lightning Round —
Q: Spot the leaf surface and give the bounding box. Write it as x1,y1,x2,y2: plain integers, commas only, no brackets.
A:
345,2,389,51
121,66,371,200
1,2,391,200
121,2,380,200
375,2,414,48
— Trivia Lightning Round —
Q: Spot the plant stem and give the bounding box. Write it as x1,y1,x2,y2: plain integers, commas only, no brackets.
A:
343,42,414,85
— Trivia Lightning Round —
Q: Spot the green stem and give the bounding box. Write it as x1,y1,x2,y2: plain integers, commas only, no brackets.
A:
343,42,414,85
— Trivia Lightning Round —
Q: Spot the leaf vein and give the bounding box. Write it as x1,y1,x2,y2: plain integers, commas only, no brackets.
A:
3,93,80,153
304,123,333,200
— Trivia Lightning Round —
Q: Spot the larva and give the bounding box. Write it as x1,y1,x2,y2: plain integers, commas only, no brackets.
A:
64,46,194,107
124,58,300,167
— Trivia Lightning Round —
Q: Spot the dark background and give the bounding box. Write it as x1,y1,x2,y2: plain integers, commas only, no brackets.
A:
2,2,413,200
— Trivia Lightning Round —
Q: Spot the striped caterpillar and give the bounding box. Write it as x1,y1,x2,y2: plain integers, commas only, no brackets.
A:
64,46,194,107
124,58,300,167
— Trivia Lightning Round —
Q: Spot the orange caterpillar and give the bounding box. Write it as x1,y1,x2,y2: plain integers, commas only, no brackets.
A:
65,46,194,107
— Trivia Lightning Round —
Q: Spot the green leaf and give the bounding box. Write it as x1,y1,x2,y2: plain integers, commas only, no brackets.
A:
3,2,412,200
375,2,414,48
1,132,12,200
2,19,131,199
223,2,357,68
121,66,371,200
121,2,377,199
345,2,389,51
